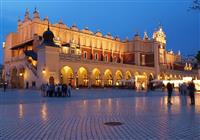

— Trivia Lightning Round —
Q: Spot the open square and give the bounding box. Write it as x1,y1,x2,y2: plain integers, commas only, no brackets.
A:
1,89,200,140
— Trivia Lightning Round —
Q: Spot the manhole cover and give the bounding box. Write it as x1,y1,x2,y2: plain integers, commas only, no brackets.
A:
104,121,123,126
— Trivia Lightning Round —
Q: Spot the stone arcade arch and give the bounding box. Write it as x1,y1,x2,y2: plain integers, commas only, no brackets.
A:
134,71,147,90
125,71,132,80
77,67,88,87
10,67,25,88
18,67,25,88
91,68,101,87
104,69,113,87
60,66,74,86
10,67,18,88
115,70,123,86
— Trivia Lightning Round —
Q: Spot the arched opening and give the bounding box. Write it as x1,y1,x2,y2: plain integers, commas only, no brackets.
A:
115,70,123,86
149,73,154,82
134,72,147,90
18,67,25,88
104,69,113,87
77,67,88,87
49,76,55,85
92,68,101,87
60,66,74,86
125,71,133,88
10,68,18,88
125,71,132,80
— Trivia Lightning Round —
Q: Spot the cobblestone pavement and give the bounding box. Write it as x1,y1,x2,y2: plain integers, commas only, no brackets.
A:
1,89,200,140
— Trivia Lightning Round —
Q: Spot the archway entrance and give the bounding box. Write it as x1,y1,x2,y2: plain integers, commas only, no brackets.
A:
60,66,74,86
77,67,88,87
49,76,54,85
104,69,113,87
18,68,25,88
125,71,133,88
115,70,123,86
92,68,101,87
11,68,18,88
135,72,147,90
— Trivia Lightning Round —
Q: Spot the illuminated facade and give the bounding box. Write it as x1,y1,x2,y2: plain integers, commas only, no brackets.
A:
2,9,198,89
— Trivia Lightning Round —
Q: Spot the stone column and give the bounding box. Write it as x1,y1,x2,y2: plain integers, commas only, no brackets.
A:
101,75,104,88
135,53,140,66
154,43,160,79
74,71,78,89
88,71,92,88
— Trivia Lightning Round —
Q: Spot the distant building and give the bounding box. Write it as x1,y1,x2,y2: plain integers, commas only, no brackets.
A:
2,8,198,89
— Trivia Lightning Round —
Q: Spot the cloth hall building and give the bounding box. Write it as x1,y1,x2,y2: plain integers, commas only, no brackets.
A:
2,9,198,89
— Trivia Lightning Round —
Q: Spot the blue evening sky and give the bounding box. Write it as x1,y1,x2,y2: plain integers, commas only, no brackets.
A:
0,0,199,63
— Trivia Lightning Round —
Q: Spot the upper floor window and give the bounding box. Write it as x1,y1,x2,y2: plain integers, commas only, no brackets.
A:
105,55,108,62
84,51,87,59
95,53,98,60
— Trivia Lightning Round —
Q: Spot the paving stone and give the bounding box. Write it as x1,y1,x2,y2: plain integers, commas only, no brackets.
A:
0,89,200,140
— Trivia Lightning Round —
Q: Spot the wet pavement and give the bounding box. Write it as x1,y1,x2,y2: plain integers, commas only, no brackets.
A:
0,89,200,140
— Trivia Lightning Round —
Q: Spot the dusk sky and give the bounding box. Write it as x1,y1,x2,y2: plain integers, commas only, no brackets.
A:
0,0,199,63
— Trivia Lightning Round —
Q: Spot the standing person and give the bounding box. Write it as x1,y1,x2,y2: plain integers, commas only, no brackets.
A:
55,84,58,97
167,82,173,105
188,81,196,105
182,82,188,104
67,83,72,97
162,83,165,92
179,84,183,95
3,82,6,92
45,84,49,97
62,84,67,97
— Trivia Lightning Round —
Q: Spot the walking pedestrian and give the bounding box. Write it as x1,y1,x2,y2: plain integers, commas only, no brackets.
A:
167,82,173,105
188,81,196,105
67,83,72,97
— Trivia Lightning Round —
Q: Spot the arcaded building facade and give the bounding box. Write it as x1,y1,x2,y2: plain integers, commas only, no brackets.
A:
3,9,198,89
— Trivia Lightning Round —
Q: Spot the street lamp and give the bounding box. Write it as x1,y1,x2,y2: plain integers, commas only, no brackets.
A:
42,68,46,74
19,73,23,77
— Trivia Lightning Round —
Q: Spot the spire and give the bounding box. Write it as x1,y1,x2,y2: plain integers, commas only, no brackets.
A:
17,16,22,27
24,8,30,21
143,31,148,40
178,50,181,55
17,16,21,22
33,6,40,19
58,19,63,24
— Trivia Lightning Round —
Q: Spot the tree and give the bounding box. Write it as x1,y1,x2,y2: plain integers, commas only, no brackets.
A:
196,51,200,64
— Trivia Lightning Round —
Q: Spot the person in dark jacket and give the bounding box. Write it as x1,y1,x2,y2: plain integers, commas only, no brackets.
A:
167,82,173,105
3,82,7,92
188,81,196,105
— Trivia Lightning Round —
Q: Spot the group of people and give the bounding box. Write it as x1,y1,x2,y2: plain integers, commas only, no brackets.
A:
41,83,72,97
167,81,196,105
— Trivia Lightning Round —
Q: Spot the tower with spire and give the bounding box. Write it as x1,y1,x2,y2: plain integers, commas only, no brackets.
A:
143,31,149,40
24,8,31,22
33,7,40,20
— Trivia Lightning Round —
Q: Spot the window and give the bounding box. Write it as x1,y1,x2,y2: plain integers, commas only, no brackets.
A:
95,53,98,60
105,55,108,62
142,54,145,65
84,51,87,59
